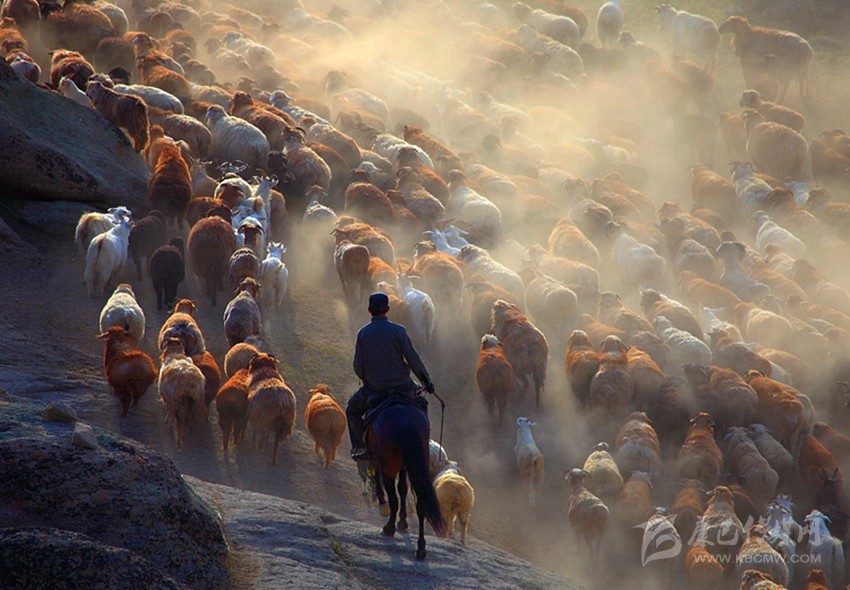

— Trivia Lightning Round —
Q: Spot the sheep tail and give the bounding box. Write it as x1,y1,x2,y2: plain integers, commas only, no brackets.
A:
400,433,446,536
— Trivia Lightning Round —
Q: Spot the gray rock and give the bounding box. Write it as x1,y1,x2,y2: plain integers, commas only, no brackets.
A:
188,476,581,590
0,527,189,590
71,422,99,449
0,396,230,589
42,402,79,423
0,60,150,211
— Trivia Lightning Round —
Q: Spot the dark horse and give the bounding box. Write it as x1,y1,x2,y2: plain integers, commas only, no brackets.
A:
367,401,445,559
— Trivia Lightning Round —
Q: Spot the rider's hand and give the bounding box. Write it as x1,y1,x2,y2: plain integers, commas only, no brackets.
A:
425,382,435,394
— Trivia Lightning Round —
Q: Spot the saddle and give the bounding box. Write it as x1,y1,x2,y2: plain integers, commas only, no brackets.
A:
363,391,428,442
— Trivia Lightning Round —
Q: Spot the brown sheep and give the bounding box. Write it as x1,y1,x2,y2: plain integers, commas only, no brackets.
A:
672,478,705,544
547,218,600,268
739,89,804,132
719,16,813,100
685,545,723,589
627,346,666,408
215,367,249,449
367,256,397,291
344,170,394,226
158,338,207,449
191,351,220,407
304,119,361,169
679,271,741,310
332,217,395,265
565,329,600,409
40,1,113,54
565,469,609,566
402,125,457,163
283,127,331,192
709,330,772,377
476,333,514,425
698,485,744,571
466,275,520,338
49,48,93,89
798,435,843,503
136,54,191,102
1,0,38,36
229,91,291,151
491,300,549,408
97,326,157,416
334,239,370,305
641,289,703,341
744,370,805,452
228,247,261,291
678,413,723,490
741,109,808,180
148,106,212,159
187,214,238,306
724,427,779,509
734,524,788,587
149,143,192,226
304,384,347,469
247,353,297,465
86,81,149,153
717,113,748,162
158,299,206,357
410,240,465,310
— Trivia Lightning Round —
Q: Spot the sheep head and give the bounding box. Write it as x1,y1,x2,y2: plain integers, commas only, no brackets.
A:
160,337,186,358
237,277,261,298
308,383,333,399
567,329,593,350
480,333,501,349
718,16,748,35
248,352,277,374
172,299,197,315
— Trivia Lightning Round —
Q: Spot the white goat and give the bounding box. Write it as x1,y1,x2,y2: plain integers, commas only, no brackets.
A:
751,210,806,258
260,242,288,310
372,133,433,170
99,283,145,345
763,501,798,583
448,171,503,239
397,272,436,348
458,245,525,305
699,306,743,342
731,161,772,213
514,417,545,507
58,76,92,107
596,0,624,47
423,229,461,258
74,206,131,256
84,217,133,298
797,511,845,589
656,5,719,70
653,316,712,368
269,90,331,126
113,84,183,114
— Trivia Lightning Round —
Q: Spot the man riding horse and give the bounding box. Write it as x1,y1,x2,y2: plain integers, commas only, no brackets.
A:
346,292,434,461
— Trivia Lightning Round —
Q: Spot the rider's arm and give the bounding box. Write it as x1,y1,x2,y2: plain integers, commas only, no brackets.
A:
353,332,365,381
401,329,431,388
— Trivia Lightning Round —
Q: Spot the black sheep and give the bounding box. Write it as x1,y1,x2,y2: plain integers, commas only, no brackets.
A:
128,210,168,280
149,237,185,310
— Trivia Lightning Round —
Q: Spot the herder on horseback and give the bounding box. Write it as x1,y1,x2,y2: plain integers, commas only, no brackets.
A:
346,292,434,461
346,292,445,559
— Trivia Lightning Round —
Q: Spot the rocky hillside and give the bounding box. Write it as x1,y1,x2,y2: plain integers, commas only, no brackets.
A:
0,394,581,590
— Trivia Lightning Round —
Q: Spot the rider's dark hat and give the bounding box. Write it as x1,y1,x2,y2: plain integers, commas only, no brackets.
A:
368,292,389,313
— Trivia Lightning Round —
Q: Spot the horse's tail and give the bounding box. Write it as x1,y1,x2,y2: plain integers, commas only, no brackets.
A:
401,433,446,536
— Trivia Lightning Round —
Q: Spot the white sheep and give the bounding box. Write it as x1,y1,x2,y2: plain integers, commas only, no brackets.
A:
653,315,712,369
442,226,472,249
784,178,810,206
372,133,433,170
84,217,133,298
99,283,145,345
92,0,128,34
596,0,624,47
269,90,330,127
762,500,797,583
656,5,719,70
511,2,580,48
751,210,806,258
58,76,92,107
797,511,845,589
433,461,475,546
731,161,772,213
397,272,436,348
429,439,450,479
222,30,276,66
514,417,545,507
325,70,387,122
476,91,533,130
699,306,743,342
74,206,131,256
516,24,584,78
113,84,184,115
447,171,503,239
260,242,288,310
609,223,666,289
205,105,270,171
458,245,524,306
422,229,461,258
303,192,338,227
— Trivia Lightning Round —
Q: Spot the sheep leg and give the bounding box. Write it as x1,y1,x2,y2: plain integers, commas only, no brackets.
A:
381,474,398,537
459,514,468,545
397,471,409,532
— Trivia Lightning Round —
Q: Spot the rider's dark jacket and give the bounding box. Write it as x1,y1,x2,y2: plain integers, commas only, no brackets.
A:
353,315,431,393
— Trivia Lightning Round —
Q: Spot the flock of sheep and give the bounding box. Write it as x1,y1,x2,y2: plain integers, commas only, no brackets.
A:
8,0,850,585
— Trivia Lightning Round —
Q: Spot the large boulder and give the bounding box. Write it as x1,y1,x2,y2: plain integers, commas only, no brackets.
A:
0,60,150,210
0,396,230,589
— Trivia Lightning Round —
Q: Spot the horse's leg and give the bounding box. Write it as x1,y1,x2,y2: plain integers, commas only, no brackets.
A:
396,469,409,532
374,468,389,515
382,473,398,537
416,498,427,560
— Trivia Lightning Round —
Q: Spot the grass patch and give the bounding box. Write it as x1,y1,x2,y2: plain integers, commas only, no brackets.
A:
330,539,352,568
